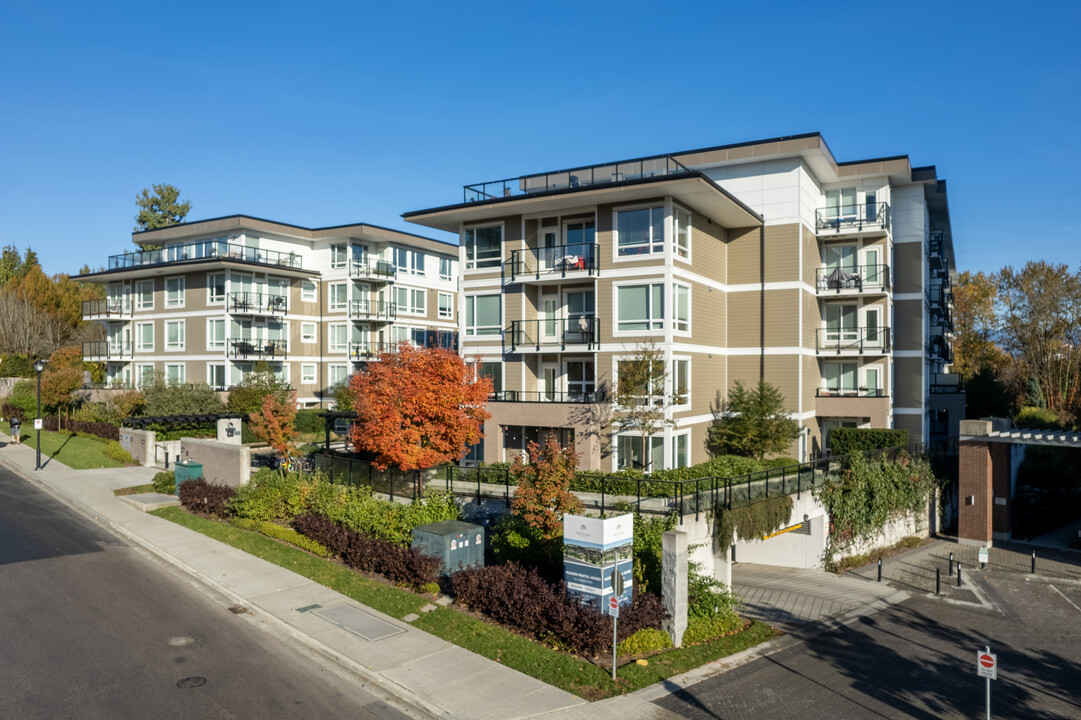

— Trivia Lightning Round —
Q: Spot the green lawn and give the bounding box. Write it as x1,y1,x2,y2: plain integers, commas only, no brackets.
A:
152,506,779,699
0,421,126,470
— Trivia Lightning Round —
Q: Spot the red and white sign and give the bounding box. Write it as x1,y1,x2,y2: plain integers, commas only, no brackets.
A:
608,595,619,617
977,651,997,680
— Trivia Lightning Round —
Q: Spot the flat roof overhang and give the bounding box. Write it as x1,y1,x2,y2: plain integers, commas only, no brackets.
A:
403,172,763,233
76,257,321,283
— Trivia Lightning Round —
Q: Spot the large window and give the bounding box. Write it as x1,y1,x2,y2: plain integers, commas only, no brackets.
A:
617,283,664,332
438,292,453,319
673,206,691,258
136,322,154,351
394,287,426,315
165,276,185,308
136,364,155,388
673,284,689,333
328,364,348,389
165,363,185,385
617,434,664,471
207,318,225,350
825,188,858,219
329,323,348,352
566,360,595,399
135,280,154,310
616,206,664,256
823,362,857,394
329,282,347,311
503,426,574,463
466,295,501,336
207,273,225,304
464,226,501,269
330,244,347,269
617,357,664,404
439,257,452,281
165,320,185,351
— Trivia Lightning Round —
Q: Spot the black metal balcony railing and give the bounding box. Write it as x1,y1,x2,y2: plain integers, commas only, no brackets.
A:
82,341,133,359
816,264,891,293
815,202,891,233
928,340,953,364
348,341,393,359
348,299,397,321
816,327,892,354
349,258,396,281
229,338,288,359
930,373,964,393
228,292,287,314
491,389,606,403
508,318,599,350
509,243,599,281
464,155,693,203
82,299,132,317
815,387,888,398
107,240,303,271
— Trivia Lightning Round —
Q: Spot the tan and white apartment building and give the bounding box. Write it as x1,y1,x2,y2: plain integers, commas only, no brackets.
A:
78,215,459,407
405,133,961,471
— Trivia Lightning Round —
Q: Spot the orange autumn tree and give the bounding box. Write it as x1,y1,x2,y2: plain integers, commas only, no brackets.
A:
249,390,298,476
349,345,492,471
510,435,583,543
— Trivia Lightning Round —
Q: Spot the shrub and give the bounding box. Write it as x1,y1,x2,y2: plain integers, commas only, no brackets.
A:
714,494,794,553
227,364,292,414
178,478,235,518
294,409,325,435
293,513,439,588
489,513,562,580
152,470,176,494
829,428,909,455
305,483,459,546
617,628,672,656
40,417,120,441
683,568,742,644
104,440,135,464
1014,406,1062,429
144,377,225,416
257,520,330,557
683,613,744,644
632,513,677,594
7,380,37,417
228,468,322,522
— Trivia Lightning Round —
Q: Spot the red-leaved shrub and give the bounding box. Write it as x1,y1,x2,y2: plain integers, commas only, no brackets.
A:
178,479,235,517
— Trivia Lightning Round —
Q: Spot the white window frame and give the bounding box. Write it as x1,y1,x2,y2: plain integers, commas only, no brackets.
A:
165,363,186,385
328,323,348,352
135,280,154,311
671,432,690,469
395,286,426,316
673,204,691,260
614,280,665,335
206,363,226,390
301,322,317,343
328,282,347,311
301,363,317,384
135,321,154,352
672,283,690,334
613,204,665,260
672,357,690,406
328,364,349,388
466,294,501,336
165,319,185,351
330,243,347,269
438,292,453,319
206,318,225,351
301,279,317,302
165,276,185,308
206,273,225,305
136,364,155,388
463,224,502,270
439,257,452,281
614,432,665,472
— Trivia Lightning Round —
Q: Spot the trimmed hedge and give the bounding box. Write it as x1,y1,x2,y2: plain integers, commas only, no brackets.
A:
178,479,235,517
829,428,909,455
294,409,326,435
232,517,331,558
450,562,667,656
293,513,440,589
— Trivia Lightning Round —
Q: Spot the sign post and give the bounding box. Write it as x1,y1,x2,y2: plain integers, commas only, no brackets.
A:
609,568,623,680
976,646,996,719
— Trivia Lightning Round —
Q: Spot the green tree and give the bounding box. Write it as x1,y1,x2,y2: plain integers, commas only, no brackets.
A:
612,342,674,471
144,374,225,416
134,183,191,231
227,362,292,414
707,379,800,460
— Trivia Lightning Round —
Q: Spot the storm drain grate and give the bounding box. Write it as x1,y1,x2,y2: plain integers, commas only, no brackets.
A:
313,604,405,642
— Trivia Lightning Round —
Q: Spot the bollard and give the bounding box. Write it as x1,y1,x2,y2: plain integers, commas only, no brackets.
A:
948,552,954,577
957,563,962,587
936,567,941,595
1032,550,1036,574
877,557,882,582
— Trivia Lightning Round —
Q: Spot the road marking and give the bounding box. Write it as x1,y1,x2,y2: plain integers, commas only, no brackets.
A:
1050,584,1081,614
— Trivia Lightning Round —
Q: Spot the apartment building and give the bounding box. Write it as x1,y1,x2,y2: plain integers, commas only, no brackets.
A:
404,133,961,471
78,215,458,407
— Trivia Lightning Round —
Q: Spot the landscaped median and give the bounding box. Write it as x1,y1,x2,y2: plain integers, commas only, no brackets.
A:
1,420,134,469
147,468,778,700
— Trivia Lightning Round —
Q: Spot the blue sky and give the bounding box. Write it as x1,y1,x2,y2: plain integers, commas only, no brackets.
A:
1,0,1078,277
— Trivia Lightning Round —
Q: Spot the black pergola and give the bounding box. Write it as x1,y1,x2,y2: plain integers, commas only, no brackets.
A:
315,411,357,452
122,413,247,429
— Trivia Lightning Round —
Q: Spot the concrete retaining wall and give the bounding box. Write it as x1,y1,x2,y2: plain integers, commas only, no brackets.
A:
733,493,829,569
179,438,251,487
120,428,155,467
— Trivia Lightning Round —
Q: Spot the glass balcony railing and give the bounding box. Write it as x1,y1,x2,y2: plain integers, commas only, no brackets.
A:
348,299,397,321
508,318,599,350
816,327,891,354
228,292,288,315
229,338,288,359
815,202,891,233
464,155,693,203
82,299,132,317
509,243,599,281
82,341,133,359
816,264,891,293
107,241,303,271
491,389,606,403
815,387,888,398
349,258,396,281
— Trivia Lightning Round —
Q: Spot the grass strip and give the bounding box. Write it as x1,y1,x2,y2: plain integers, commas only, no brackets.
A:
1,422,126,470
114,484,156,496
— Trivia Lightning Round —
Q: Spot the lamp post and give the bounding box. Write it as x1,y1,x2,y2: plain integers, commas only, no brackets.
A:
34,358,45,471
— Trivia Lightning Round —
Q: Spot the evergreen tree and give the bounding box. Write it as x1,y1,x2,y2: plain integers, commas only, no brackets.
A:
134,183,191,231
707,379,800,460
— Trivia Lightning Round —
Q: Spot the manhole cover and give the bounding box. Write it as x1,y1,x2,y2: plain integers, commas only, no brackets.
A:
177,677,206,689
168,637,194,647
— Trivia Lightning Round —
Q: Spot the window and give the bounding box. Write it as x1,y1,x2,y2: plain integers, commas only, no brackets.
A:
207,363,226,391
478,362,501,395
165,276,185,307
617,283,664,332
330,244,347,268
825,188,857,219
135,280,154,310
673,284,689,333
671,433,689,469
301,279,317,302
466,295,501,336
301,363,317,384
328,364,348,388
329,282,347,311
301,322,317,343
865,367,880,396
329,323,348,352
566,360,595,399
438,292,453,319
391,325,409,344
825,304,857,341
823,362,857,394
673,359,689,405
207,318,225,350
617,434,664,471
464,226,501,269
504,426,575,463
412,251,425,276
136,322,154,351
207,273,225,304
394,287,425,315
617,358,664,404
136,364,155,388
439,257,452,281
165,320,185,351
165,363,185,385
673,206,691,258
616,206,664,256
411,327,428,346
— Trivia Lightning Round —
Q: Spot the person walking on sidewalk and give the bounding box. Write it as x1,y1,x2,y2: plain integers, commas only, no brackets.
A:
9,415,21,445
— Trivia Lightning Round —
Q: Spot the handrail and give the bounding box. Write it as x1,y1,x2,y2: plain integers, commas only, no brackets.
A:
229,338,288,359
349,258,396,280
508,318,600,350
815,388,887,398
815,202,891,232
509,243,599,281
82,341,133,359
108,241,302,271
491,389,607,403
815,264,891,293
228,291,287,314
348,299,397,320
816,327,892,353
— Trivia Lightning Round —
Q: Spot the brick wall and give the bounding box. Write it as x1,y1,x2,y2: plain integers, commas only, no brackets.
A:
958,440,992,543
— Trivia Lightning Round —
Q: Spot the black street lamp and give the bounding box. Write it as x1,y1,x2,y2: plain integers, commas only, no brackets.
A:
34,358,45,471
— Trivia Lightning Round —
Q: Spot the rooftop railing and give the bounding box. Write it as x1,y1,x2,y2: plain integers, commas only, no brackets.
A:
464,155,693,203
816,202,891,233
509,243,599,281
107,241,303,271
816,264,891,293
816,327,892,354
508,318,599,350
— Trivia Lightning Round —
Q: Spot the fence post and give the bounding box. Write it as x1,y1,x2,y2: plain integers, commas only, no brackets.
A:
637,475,641,515
504,469,509,508
446,465,450,493
600,476,606,517
695,477,700,522
678,482,683,524
389,467,394,502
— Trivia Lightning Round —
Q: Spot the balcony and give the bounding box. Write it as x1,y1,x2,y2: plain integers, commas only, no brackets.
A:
816,327,891,355
929,230,945,269
107,240,303,272
930,373,964,394
508,243,599,284
816,202,891,235
491,389,606,403
507,318,599,351
229,339,288,359
928,338,953,364
349,258,396,282
816,264,891,295
228,292,287,316
348,299,397,322
464,155,692,203
816,389,890,427
815,388,887,398
82,299,132,320
348,341,393,360
82,341,132,361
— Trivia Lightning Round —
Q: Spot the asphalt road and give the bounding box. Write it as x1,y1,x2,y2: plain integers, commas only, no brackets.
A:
0,465,417,719
656,573,1081,719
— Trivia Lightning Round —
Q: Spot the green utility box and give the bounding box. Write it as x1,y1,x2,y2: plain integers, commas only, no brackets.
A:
173,461,204,495
411,520,485,576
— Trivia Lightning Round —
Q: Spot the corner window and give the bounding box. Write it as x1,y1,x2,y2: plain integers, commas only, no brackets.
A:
207,273,225,304
466,295,501,336
617,283,664,332
135,280,154,310
438,292,453,319
165,276,185,308
673,284,689,333
330,244,347,269
616,206,664,256
674,206,691,259
464,226,501,269
329,282,347,311
301,280,317,302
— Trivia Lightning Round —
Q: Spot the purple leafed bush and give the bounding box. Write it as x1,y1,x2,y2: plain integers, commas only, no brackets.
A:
178,479,235,517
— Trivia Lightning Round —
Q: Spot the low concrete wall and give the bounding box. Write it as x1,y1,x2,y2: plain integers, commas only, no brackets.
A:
843,504,931,559
732,493,829,570
120,428,155,467
179,438,251,488
155,440,182,468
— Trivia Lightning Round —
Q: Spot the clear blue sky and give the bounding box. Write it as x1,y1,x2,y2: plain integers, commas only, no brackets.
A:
1,0,1077,277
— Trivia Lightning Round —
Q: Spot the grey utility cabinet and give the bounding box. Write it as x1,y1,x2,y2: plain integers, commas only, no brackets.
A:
411,520,485,575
